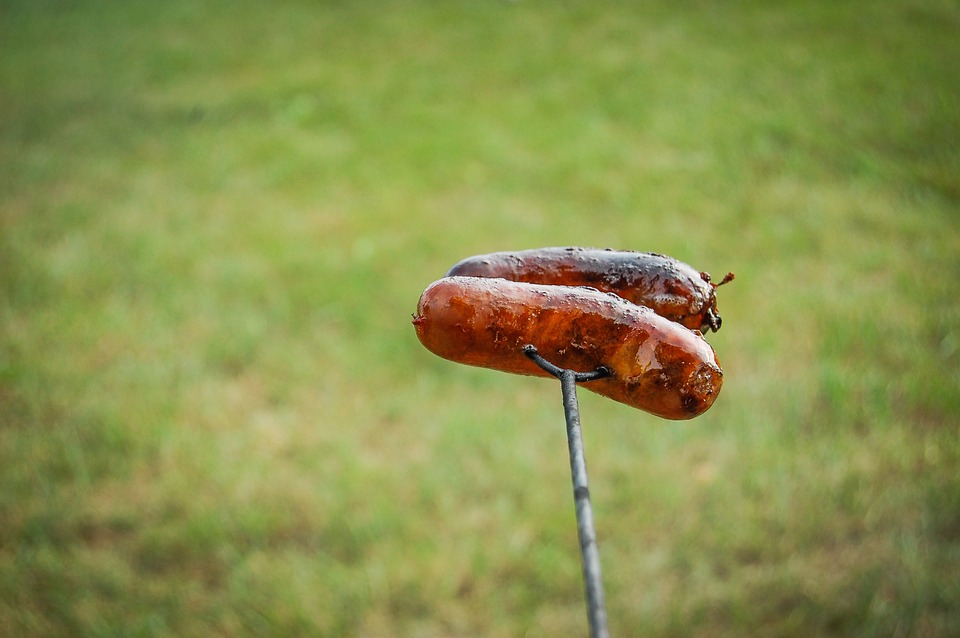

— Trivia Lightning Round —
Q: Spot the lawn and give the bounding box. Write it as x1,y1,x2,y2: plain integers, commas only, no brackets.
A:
2,1,959,636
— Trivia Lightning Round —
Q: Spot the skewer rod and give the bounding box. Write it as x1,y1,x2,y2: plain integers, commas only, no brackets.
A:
524,345,611,638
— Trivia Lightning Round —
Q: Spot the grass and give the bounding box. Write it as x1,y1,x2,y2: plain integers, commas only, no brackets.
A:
2,0,959,636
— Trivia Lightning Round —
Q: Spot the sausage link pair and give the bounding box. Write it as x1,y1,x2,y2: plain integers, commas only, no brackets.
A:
447,247,733,332
413,277,723,420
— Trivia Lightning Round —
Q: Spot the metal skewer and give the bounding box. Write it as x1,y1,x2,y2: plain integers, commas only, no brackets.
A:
523,344,612,638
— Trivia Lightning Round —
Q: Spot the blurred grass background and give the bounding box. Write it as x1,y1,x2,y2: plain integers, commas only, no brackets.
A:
2,0,959,636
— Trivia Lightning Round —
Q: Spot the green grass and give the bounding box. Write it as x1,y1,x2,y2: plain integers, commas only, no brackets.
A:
2,0,959,636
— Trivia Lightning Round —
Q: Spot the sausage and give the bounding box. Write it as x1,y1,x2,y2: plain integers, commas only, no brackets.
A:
413,276,723,420
446,247,734,332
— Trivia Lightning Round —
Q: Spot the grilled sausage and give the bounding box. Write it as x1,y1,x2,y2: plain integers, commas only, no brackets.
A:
413,276,723,420
446,247,733,332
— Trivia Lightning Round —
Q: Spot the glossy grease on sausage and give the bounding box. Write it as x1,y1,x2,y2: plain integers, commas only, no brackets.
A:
446,247,732,332
413,276,723,420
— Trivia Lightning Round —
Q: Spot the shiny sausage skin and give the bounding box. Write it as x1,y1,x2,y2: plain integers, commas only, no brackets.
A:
446,247,733,332
413,276,723,420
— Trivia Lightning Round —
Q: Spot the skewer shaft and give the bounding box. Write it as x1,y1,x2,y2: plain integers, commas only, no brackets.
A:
559,369,610,638
524,345,610,638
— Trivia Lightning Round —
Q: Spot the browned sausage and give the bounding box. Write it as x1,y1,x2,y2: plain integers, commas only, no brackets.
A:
413,276,723,420
446,247,734,332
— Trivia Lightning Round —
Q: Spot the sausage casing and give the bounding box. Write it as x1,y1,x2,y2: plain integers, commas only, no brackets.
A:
446,247,730,332
413,276,723,420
